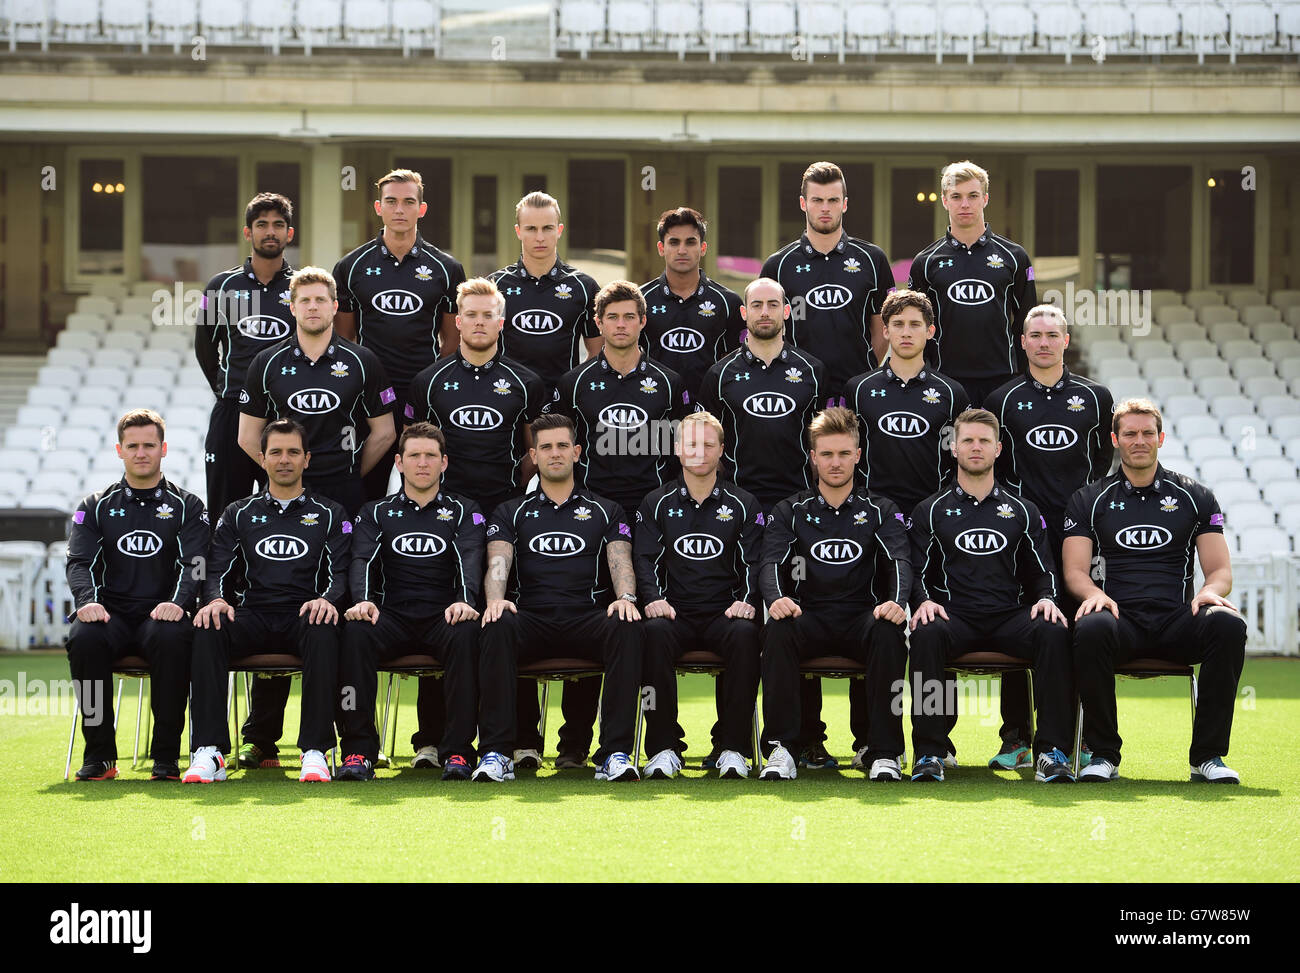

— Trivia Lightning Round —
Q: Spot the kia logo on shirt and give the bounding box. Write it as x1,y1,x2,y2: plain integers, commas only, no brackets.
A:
451,405,503,430
805,284,852,310
116,530,162,558
288,388,341,413
879,411,930,438
660,327,705,353
372,290,423,316
512,310,563,334
674,533,723,561
255,535,309,560
742,392,796,418
1027,424,1079,450
811,538,863,564
237,316,291,341
947,280,995,305
955,528,1008,554
1115,525,1173,550
598,404,649,430
391,532,447,557
528,532,586,556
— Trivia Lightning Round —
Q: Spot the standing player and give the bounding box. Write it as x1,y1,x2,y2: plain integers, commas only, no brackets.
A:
185,419,351,784
907,160,1037,408
640,207,744,398
474,414,644,783
984,304,1114,769
65,409,208,781
757,407,911,782
489,191,602,393
337,423,485,781
196,192,296,516
332,169,466,501
907,408,1075,783
635,412,763,779
762,161,894,389
1065,400,1246,783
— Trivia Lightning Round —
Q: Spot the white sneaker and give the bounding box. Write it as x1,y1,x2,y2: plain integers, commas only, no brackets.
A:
1190,757,1239,784
716,750,749,779
300,749,331,782
1079,757,1118,782
642,748,683,779
759,744,797,780
472,751,515,782
854,747,908,771
851,746,868,771
869,757,902,782
183,746,226,784
411,745,440,769
943,751,959,769
512,748,541,770
375,750,390,769
595,752,639,781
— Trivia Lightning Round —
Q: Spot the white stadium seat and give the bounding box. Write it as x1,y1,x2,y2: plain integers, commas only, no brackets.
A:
1224,505,1276,529
1209,322,1251,344
1151,376,1195,401
845,2,891,53
198,0,246,43
136,349,182,371
342,0,393,46
1185,358,1231,381
1198,306,1240,328
46,348,90,370
95,348,138,371
15,406,63,429
1231,1,1276,54
1210,394,1256,418
37,366,81,390
1241,435,1284,459
1246,456,1298,485
30,470,82,499
1087,339,1130,363
64,406,115,431
1219,339,1263,360
1286,307,1300,328
895,1,940,53
1174,415,1221,442
118,296,156,317
1164,394,1208,417
76,297,117,316
87,279,127,301
750,1,798,53
0,448,42,472
22,494,73,511
65,313,108,334
1240,306,1282,326
1184,289,1225,309
55,329,101,351
1133,1,1179,53
1105,377,1149,403
1194,375,1241,401
1140,357,1184,381
1036,1,1083,59
795,1,845,58
988,2,1034,52
1279,503,1300,533
0,472,29,496
101,331,147,353
76,387,121,409
1094,358,1140,383
940,2,987,61
1164,322,1207,344
1227,287,1267,308
1186,438,1235,463
1272,290,1300,309
1130,340,1175,364
1259,396,1300,422
657,0,701,54
1154,304,1196,327
84,367,129,388
41,449,87,473
1230,358,1276,382
101,0,151,48
1265,338,1300,359
1237,527,1292,557
1262,481,1300,507
297,0,344,55
25,387,68,411
1242,376,1289,400
1197,457,1248,483
110,314,152,334
1273,416,1300,442
1220,412,1265,441
1278,359,1300,383
166,405,210,432
132,367,177,388
122,386,172,410
146,329,192,352
1175,339,1218,362
1250,321,1293,344
1148,290,1184,309
248,0,296,53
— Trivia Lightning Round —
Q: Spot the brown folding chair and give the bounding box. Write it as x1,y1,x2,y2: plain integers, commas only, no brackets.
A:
515,658,643,763
62,655,168,779
946,651,1036,748
376,653,444,766
227,653,334,771
1072,659,1197,776
633,648,762,764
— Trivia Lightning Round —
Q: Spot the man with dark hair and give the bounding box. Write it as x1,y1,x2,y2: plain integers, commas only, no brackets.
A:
761,162,894,389
196,192,296,518
336,422,486,781
640,207,744,398
186,418,351,784
65,409,208,781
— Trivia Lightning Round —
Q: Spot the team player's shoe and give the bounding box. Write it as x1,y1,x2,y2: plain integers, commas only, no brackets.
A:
411,745,440,769
555,751,588,770
988,739,1032,770
642,749,683,780
336,754,375,781
1078,757,1118,782
798,742,838,770
911,756,945,782
441,755,472,781
150,760,180,781
74,760,118,781
595,752,639,782
512,748,541,770
472,752,515,782
1034,748,1075,783
869,758,902,782
1190,757,1240,784
943,752,958,769
759,745,797,781
183,747,226,783
701,748,722,770
375,750,391,769
239,743,279,769
299,750,331,782
716,750,749,779
853,747,909,772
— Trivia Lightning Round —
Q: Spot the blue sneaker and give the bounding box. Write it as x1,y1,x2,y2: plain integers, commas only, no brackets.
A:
911,756,945,782
471,751,515,782
595,752,639,782
988,739,1032,769
1034,748,1075,783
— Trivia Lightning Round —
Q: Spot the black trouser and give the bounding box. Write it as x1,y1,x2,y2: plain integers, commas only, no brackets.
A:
760,609,907,763
339,607,478,764
1073,604,1245,767
205,397,265,517
909,606,1073,760
66,613,193,763
642,608,760,758
478,607,643,762
362,382,409,503
190,609,340,755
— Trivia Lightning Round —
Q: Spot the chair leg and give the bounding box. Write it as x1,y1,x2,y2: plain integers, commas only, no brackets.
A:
113,676,124,731
1189,672,1198,722
1024,669,1036,752
633,685,645,764
752,701,761,771
1072,700,1084,777
388,676,401,763
378,672,394,760
229,672,239,767
132,678,144,769
64,691,81,780
538,680,550,755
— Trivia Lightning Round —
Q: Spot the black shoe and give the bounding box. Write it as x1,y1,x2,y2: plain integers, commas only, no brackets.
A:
701,747,722,770
150,760,180,781
1034,748,1076,783
798,743,839,770
554,751,588,770
910,756,945,782
441,755,472,780
335,754,375,781
75,760,118,781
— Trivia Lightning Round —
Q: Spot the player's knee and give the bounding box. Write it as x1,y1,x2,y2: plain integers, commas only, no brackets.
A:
1202,605,1247,647
1073,610,1117,649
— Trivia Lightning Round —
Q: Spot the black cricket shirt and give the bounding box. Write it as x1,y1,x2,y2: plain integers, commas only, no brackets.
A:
489,257,599,391
639,272,745,398
197,257,296,400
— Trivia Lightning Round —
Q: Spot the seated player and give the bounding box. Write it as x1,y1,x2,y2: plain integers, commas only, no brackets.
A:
1065,398,1246,783
65,408,208,781
474,414,644,782
185,419,351,784
757,407,911,782
337,423,485,781
636,412,763,779
907,408,1075,783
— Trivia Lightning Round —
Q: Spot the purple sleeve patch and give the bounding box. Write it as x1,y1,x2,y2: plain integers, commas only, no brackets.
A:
342,521,352,534
472,512,485,525
380,387,397,405
1026,266,1035,281
756,512,765,526
896,512,905,521
403,403,415,420
683,390,690,405
618,523,631,537
1041,515,1048,529
1210,513,1225,526
73,510,85,524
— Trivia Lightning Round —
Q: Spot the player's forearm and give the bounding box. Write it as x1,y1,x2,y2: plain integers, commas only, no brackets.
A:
357,430,396,477
607,541,637,598
1199,566,1233,599
1065,566,1103,603
335,311,358,342
484,540,514,602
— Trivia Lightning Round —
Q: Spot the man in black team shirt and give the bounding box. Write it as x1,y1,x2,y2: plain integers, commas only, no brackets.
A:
489,191,602,392
762,161,894,390
196,193,296,516
636,412,763,779
984,304,1114,769
757,407,911,782
640,207,744,398
907,408,1075,783
474,413,644,783
908,160,1036,408
186,419,351,784
65,409,208,781
1065,399,1246,784
337,423,485,782
332,169,467,501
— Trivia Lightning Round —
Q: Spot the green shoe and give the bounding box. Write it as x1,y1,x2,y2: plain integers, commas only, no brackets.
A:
239,743,280,769
987,740,1031,770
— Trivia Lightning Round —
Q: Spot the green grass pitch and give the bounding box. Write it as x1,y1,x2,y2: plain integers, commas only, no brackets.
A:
1,652,1295,882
